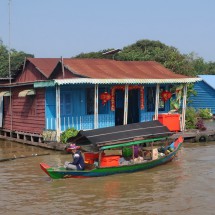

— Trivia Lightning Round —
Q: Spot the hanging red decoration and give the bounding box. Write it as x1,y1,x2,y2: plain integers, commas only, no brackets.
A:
100,91,111,106
161,90,172,102
110,85,144,111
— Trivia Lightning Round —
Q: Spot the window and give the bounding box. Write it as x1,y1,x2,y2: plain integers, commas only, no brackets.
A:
147,87,165,112
86,88,94,115
86,87,109,115
60,93,71,115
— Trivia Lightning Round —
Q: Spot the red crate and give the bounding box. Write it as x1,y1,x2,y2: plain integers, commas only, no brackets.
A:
100,156,120,167
158,113,180,132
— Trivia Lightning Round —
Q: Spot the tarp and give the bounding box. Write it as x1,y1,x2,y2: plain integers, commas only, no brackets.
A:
18,89,35,97
75,120,172,147
0,91,11,96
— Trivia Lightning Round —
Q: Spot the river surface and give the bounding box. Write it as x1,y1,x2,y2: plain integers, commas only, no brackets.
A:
0,139,215,215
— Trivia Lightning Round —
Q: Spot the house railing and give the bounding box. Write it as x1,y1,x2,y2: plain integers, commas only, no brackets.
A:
46,114,115,132
46,112,163,132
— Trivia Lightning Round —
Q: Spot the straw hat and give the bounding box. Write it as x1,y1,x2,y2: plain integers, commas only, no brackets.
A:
67,143,80,150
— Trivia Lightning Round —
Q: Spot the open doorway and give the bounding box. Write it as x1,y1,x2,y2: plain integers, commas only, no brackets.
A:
115,89,139,125
128,89,139,124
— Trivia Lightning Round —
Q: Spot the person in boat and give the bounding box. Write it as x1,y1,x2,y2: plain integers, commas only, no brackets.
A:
64,144,85,170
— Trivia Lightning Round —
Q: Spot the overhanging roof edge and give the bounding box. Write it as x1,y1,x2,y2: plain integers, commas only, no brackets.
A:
54,78,202,85
34,77,202,87
34,80,56,88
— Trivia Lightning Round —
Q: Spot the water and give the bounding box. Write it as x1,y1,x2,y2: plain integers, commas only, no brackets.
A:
1,140,215,215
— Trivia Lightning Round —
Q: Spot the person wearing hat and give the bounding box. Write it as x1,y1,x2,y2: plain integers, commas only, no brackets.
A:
64,144,85,170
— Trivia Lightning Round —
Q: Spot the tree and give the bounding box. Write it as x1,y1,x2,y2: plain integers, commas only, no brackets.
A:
74,39,215,77
75,49,115,59
0,39,34,78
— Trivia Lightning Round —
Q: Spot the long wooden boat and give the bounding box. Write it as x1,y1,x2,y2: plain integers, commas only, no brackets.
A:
40,135,183,179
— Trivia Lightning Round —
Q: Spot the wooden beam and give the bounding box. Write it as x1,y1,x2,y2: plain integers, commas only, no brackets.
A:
154,84,160,120
123,84,128,125
56,85,61,142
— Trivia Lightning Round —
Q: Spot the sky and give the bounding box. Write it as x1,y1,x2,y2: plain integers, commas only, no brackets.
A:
0,0,215,61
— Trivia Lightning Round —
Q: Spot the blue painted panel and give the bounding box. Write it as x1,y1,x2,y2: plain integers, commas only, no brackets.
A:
189,81,215,114
45,87,56,130
98,113,115,128
60,115,94,131
59,86,115,131
45,84,172,131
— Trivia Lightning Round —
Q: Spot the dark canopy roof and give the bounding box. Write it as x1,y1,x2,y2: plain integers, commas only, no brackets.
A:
74,120,172,147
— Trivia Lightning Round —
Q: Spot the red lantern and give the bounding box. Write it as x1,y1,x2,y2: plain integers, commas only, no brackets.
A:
161,90,172,102
100,91,111,105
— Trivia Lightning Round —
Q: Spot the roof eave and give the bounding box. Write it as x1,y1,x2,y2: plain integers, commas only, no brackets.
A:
34,78,202,88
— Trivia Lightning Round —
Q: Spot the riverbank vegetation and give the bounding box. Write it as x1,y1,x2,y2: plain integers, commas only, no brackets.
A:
185,107,213,130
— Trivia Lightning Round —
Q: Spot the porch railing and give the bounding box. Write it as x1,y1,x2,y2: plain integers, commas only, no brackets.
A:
46,114,115,132
46,112,161,132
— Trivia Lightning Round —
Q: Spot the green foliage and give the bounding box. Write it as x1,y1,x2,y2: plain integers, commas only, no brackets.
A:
185,107,198,129
197,108,213,119
0,39,34,78
185,107,212,129
75,49,115,59
170,83,197,111
60,128,79,144
74,39,215,76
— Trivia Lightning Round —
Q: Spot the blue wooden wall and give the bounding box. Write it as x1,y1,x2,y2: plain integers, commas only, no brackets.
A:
45,84,171,131
189,81,215,114
45,85,115,131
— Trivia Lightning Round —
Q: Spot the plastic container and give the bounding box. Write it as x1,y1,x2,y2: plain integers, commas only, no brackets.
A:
100,156,120,167
84,152,99,164
158,113,180,131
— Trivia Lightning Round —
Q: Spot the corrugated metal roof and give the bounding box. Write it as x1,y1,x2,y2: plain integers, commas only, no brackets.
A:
198,75,215,90
55,78,201,85
34,77,201,88
32,59,202,88
63,59,192,79
27,58,60,78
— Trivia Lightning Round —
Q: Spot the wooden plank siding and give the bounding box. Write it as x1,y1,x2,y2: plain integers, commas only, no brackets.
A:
189,81,215,114
16,62,47,83
2,86,45,134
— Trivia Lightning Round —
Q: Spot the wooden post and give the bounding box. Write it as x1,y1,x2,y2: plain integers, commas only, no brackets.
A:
123,84,128,125
98,151,102,167
154,84,160,120
56,85,61,142
181,84,188,131
94,84,98,129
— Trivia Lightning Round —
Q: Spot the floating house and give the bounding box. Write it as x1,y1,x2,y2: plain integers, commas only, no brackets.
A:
0,58,200,142
189,75,215,114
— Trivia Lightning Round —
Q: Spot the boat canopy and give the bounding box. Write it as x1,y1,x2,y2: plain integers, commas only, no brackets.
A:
74,120,172,148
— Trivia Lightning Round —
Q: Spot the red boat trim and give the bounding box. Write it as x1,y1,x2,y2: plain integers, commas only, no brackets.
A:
40,163,51,177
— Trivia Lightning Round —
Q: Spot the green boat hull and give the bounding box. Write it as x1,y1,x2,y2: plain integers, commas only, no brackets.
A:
40,142,182,179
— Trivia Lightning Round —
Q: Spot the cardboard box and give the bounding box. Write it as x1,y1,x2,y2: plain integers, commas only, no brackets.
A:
152,148,158,160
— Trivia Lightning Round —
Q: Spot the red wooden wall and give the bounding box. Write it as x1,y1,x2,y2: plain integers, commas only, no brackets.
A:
3,86,45,134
